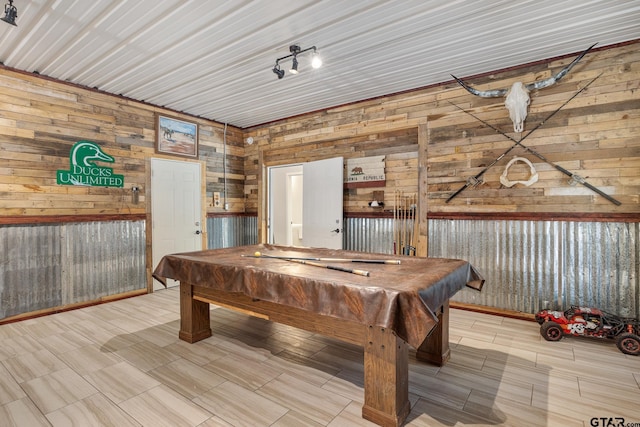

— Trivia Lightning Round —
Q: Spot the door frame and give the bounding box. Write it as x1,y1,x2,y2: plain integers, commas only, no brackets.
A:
146,157,207,292
263,157,343,249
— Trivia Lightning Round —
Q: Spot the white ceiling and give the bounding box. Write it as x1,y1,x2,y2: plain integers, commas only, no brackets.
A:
0,0,638,129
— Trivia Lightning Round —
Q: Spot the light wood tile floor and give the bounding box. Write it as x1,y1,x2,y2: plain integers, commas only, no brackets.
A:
1,288,639,426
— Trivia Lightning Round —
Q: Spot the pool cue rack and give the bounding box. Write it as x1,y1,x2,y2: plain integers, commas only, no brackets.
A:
393,190,417,256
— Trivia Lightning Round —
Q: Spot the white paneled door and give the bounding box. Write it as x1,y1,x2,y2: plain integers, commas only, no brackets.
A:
151,158,202,290
302,157,343,249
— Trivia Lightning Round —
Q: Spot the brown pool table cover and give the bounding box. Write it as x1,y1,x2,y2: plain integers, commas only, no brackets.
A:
153,244,483,348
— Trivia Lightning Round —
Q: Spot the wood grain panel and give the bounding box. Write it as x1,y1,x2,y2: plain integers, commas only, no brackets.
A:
245,42,639,216
0,67,244,219
2,43,637,220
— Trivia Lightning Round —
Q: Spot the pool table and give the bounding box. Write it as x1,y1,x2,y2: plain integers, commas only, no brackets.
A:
153,244,483,427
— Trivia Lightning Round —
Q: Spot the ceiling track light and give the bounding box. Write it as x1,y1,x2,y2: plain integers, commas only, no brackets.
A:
272,44,321,79
289,56,299,74
272,64,284,79
1,0,17,26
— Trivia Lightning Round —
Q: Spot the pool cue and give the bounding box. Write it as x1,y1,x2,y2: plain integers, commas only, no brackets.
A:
407,195,414,255
393,189,397,254
405,193,409,253
285,258,370,277
397,190,401,254
412,194,419,255
243,253,401,264
402,192,407,255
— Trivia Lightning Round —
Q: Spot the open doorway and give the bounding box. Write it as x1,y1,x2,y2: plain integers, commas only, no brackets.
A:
268,164,303,246
268,157,343,249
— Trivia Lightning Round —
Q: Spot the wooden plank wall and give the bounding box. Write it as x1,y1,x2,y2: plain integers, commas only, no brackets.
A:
244,128,419,214
428,45,639,214
2,42,636,221
0,68,244,221
244,42,639,218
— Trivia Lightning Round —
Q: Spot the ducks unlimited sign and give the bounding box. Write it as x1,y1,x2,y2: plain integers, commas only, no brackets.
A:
56,141,124,187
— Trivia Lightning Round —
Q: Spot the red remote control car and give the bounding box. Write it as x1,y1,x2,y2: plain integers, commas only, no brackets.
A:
535,306,640,355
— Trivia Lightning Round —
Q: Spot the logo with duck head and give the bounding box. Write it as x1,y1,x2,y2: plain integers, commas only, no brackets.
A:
57,140,124,187
70,141,114,167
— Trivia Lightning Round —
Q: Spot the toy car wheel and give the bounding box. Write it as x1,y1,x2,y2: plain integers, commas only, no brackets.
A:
541,321,563,341
616,333,640,355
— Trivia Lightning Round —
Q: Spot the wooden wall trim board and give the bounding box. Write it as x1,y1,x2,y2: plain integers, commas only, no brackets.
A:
0,289,148,325
207,212,257,218
205,210,637,224
425,212,639,223
0,214,146,225
450,302,536,322
343,211,639,223
417,123,428,257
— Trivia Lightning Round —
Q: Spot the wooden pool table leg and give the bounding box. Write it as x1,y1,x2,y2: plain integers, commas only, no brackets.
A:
362,325,411,427
416,300,450,366
178,282,212,343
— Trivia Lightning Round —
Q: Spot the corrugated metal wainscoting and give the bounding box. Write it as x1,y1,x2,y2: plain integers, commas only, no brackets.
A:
344,217,639,318
0,221,146,319
207,216,258,249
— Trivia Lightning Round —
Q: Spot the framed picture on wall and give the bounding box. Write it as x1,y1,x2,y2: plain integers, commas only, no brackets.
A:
155,114,199,158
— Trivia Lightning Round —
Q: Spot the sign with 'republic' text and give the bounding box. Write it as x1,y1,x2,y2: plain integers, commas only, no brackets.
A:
344,155,386,188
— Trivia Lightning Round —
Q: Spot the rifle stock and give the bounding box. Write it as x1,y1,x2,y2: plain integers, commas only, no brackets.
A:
445,142,518,203
541,160,622,206
446,73,620,206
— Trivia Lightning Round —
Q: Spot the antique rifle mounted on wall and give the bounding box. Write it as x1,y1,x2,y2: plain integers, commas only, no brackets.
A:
446,72,621,206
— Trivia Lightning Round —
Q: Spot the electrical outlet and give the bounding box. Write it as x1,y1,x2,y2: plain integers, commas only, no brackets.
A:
213,192,221,207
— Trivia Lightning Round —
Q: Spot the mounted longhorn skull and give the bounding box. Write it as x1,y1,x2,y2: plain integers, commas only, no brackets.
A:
452,43,597,132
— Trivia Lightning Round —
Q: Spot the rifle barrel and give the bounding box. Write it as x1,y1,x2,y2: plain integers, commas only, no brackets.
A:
446,73,620,205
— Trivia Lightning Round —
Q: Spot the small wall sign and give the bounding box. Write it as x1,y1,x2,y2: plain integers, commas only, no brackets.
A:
56,141,124,187
344,155,386,188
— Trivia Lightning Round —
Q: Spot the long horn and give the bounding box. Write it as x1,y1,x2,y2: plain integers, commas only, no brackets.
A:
526,43,597,91
451,74,508,98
